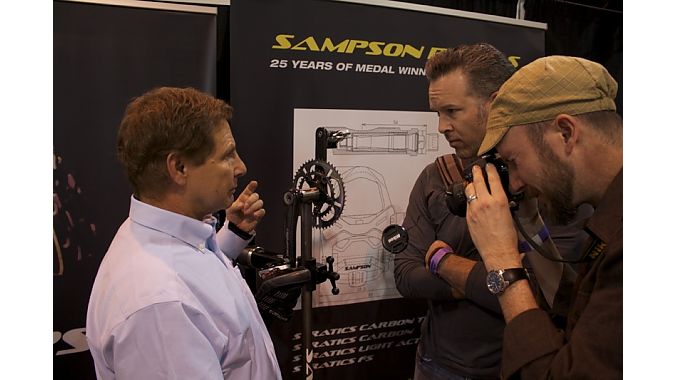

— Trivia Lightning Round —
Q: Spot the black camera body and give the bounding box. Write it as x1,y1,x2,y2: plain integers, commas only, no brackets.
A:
444,150,523,217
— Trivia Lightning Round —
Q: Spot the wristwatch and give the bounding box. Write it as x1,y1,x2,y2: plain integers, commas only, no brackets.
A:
486,268,528,296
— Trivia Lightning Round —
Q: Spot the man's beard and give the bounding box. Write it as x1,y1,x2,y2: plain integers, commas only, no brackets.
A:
537,147,577,225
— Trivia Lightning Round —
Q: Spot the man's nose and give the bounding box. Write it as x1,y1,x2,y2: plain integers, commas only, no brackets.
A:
234,153,247,177
508,172,525,195
438,117,451,134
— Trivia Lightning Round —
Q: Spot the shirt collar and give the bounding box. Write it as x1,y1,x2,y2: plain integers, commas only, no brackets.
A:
129,196,216,253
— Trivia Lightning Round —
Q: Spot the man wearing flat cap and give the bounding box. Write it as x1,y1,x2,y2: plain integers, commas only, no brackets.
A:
463,56,622,378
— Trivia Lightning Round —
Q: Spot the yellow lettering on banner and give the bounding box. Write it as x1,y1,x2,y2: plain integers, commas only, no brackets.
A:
403,45,424,59
346,40,369,53
292,36,320,51
273,35,520,62
427,47,446,58
272,34,294,49
383,43,403,57
322,38,350,53
366,41,385,55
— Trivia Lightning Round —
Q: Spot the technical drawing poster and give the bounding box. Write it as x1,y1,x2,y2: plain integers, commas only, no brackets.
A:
293,109,453,307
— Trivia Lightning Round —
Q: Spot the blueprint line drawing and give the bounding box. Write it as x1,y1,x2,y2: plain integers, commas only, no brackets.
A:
293,109,454,307
330,123,439,156
319,166,403,296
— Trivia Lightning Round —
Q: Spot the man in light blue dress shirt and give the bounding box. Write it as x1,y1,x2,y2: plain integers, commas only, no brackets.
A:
86,87,282,379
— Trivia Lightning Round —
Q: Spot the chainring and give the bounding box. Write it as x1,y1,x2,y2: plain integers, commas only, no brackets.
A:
293,159,346,229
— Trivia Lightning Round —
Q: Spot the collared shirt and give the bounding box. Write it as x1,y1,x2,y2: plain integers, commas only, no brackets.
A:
86,196,282,380
501,170,623,379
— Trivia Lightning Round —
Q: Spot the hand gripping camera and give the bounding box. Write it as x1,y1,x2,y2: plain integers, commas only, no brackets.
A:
443,150,523,217
382,150,523,255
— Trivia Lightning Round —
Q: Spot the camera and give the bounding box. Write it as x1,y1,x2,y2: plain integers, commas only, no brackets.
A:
463,151,511,196
444,150,523,216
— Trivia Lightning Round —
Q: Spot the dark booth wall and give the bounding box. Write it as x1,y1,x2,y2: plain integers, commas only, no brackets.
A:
400,0,623,113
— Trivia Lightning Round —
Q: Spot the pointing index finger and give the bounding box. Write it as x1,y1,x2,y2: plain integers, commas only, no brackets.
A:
241,180,258,196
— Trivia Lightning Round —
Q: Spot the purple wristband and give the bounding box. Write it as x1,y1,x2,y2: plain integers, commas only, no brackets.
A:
429,247,454,276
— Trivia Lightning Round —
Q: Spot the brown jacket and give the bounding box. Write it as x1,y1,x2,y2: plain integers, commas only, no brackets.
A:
501,170,622,379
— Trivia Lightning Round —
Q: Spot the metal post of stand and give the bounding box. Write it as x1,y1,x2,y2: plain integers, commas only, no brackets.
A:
300,200,315,380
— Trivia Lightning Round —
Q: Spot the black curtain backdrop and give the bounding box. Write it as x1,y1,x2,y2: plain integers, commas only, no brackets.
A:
408,0,623,113
524,0,622,113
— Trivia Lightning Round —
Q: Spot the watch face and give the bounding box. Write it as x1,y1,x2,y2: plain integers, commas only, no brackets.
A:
486,270,506,295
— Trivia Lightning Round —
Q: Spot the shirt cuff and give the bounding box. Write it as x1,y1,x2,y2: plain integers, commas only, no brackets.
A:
227,221,254,240
464,261,501,314
217,221,255,260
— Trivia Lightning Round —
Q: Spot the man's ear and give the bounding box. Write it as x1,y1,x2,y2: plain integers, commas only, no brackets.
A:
554,114,579,155
166,152,188,185
480,92,499,117
482,91,499,109
488,91,498,103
